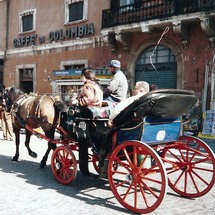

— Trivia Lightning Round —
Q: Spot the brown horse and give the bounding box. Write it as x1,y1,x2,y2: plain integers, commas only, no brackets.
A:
3,87,67,168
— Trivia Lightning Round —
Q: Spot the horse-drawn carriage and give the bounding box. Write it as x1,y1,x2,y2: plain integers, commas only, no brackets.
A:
4,87,215,214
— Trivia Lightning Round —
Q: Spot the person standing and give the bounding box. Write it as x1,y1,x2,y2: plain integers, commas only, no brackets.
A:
1,98,13,141
103,60,128,105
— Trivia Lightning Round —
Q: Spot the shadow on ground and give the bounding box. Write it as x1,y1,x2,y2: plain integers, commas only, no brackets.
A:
0,154,135,214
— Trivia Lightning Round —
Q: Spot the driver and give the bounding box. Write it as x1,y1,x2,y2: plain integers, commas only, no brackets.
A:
103,60,128,105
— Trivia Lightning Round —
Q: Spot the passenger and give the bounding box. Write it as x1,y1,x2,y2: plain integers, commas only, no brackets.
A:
70,68,103,107
103,60,128,106
99,81,150,178
108,81,150,127
71,68,103,177
149,83,158,91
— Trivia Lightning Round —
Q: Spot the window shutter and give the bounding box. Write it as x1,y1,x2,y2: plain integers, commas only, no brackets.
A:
22,14,33,32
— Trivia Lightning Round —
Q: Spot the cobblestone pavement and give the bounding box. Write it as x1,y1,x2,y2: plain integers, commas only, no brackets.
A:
0,131,214,215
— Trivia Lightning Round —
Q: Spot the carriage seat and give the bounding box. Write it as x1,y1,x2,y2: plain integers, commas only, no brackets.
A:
73,106,110,141
77,100,115,119
71,102,115,140
113,89,198,129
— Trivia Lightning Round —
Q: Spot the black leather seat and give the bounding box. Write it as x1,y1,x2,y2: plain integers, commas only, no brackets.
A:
113,89,198,130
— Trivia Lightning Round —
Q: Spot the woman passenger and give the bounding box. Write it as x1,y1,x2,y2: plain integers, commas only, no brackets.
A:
70,68,103,107
72,68,103,177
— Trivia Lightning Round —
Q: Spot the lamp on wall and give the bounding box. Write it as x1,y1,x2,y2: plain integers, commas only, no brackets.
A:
115,32,130,53
103,34,118,54
47,75,52,82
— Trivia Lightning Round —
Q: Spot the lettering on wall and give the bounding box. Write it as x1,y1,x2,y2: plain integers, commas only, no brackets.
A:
13,34,37,47
13,23,95,48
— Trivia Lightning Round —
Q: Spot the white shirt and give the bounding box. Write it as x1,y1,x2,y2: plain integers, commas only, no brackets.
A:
108,93,144,128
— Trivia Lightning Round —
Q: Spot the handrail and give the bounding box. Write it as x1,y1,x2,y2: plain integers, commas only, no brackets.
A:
102,0,215,28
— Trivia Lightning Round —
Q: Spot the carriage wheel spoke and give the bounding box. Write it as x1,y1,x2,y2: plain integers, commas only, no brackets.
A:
138,181,150,208
165,148,183,162
114,155,132,172
188,170,199,193
190,168,210,186
122,147,135,170
121,181,134,201
173,169,184,187
193,165,214,173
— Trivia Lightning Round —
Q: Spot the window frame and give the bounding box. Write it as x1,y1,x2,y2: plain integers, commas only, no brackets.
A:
19,9,36,34
120,0,134,6
15,64,36,92
60,59,88,70
64,0,88,25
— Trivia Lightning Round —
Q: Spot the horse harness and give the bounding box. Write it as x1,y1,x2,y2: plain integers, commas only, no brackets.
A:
11,94,57,127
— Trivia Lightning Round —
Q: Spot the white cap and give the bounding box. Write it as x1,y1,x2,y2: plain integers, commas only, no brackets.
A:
108,60,121,68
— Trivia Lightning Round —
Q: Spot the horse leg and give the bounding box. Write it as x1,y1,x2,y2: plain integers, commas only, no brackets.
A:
12,129,20,161
40,129,56,168
25,130,37,158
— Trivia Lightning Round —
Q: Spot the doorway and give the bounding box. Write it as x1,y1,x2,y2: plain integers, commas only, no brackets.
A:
19,68,33,93
135,45,177,89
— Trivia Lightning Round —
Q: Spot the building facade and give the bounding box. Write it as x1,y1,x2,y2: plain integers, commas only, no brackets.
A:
0,0,215,111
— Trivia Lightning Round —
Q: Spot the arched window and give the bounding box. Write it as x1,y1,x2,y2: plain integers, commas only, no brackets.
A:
135,45,177,88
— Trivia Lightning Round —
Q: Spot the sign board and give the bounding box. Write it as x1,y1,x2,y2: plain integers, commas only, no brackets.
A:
202,110,215,136
53,70,81,77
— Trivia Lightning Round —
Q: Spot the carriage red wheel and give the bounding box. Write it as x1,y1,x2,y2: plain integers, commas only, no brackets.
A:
51,145,77,185
108,140,167,214
88,152,99,173
92,153,99,173
161,135,215,198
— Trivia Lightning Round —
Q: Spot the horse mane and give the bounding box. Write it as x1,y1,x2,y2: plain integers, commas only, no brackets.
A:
12,87,24,97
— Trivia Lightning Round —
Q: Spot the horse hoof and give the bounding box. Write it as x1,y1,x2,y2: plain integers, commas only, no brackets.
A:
29,152,37,158
12,157,18,162
40,162,47,168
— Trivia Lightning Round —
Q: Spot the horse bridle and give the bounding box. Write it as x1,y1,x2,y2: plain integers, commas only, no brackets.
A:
5,87,23,106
